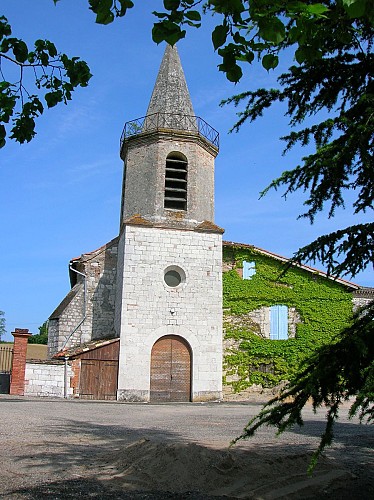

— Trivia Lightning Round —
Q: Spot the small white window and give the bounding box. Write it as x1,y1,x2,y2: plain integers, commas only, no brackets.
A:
270,305,288,340
243,261,256,280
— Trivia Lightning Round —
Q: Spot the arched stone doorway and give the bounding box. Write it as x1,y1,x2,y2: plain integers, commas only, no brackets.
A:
150,335,191,402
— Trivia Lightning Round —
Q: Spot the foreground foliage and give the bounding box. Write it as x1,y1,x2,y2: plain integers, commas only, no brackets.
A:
0,13,91,148
232,302,374,472
28,321,48,344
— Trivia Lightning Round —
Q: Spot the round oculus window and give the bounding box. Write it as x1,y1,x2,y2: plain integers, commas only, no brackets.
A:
164,269,182,287
164,266,186,288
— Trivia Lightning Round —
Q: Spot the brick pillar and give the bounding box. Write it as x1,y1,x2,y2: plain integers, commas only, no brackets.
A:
10,328,31,396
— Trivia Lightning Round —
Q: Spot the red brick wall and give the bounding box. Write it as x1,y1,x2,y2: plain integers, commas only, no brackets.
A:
10,329,31,396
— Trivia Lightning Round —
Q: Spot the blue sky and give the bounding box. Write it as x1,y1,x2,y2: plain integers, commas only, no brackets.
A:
1,1,372,340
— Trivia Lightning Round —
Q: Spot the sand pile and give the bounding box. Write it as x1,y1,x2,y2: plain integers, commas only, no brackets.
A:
96,438,352,498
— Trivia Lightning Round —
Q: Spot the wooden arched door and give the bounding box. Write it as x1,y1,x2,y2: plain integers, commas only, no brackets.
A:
150,335,191,402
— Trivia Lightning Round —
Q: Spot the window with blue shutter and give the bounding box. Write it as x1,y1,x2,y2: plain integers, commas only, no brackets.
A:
243,261,256,280
270,305,288,340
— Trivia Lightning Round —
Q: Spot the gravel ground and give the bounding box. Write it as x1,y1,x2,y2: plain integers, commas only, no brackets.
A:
0,395,372,499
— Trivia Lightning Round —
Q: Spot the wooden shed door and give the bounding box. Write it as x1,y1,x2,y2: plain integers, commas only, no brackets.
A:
80,360,118,400
150,336,191,402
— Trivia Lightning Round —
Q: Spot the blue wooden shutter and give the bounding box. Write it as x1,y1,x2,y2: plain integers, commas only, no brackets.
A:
270,305,288,340
243,261,256,280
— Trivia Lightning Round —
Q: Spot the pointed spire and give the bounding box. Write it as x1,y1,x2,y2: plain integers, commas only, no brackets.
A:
147,44,195,116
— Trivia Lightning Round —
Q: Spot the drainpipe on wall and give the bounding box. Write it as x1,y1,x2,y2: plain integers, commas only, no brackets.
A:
64,356,69,399
61,265,87,351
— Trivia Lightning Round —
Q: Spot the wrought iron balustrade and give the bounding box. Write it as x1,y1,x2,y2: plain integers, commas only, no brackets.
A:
120,113,219,149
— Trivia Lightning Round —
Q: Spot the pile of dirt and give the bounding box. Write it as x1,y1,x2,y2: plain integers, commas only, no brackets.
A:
96,438,353,498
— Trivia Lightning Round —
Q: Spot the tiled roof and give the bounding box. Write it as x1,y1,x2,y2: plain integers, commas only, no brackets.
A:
53,337,119,359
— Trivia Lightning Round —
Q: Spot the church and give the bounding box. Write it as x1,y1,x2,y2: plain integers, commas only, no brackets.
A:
48,45,371,402
49,44,224,402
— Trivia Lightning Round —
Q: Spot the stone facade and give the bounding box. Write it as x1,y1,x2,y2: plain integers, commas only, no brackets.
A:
113,44,223,402
48,238,118,356
223,306,301,340
24,360,73,398
352,287,374,310
120,133,216,226
115,224,223,401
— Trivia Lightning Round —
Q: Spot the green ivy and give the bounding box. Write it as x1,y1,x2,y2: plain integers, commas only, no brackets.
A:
223,245,353,390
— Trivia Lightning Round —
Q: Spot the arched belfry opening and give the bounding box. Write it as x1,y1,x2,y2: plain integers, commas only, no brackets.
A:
164,152,188,211
150,335,191,402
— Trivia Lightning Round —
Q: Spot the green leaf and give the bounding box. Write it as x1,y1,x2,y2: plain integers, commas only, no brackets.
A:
152,23,167,44
233,31,246,45
153,12,168,19
245,51,255,63
226,64,243,83
0,16,12,40
12,40,28,63
184,21,201,28
0,38,10,53
289,26,302,44
184,10,201,22
118,0,134,16
46,41,57,57
165,28,186,46
258,18,285,45
262,54,279,70
39,51,49,66
152,20,185,45
212,24,229,50
342,0,367,18
164,0,180,10
306,4,330,16
27,51,36,63
96,9,114,25
45,90,63,108
10,115,36,143
0,124,6,148
89,0,115,24
295,47,306,64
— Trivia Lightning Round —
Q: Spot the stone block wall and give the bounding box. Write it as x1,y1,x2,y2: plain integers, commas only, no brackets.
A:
121,134,216,226
223,306,301,340
116,224,223,402
352,288,374,311
24,360,74,398
48,284,84,356
48,238,118,356
90,241,118,340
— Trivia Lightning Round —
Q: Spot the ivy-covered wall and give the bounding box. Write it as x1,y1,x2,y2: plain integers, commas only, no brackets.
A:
223,244,354,393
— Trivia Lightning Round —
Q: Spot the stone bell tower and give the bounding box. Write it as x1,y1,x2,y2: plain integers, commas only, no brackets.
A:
115,44,223,402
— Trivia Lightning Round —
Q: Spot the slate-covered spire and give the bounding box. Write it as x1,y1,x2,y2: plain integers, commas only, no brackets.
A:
144,44,197,132
147,44,195,116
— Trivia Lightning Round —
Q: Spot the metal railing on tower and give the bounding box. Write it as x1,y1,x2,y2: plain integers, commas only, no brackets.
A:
120,112,219,150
